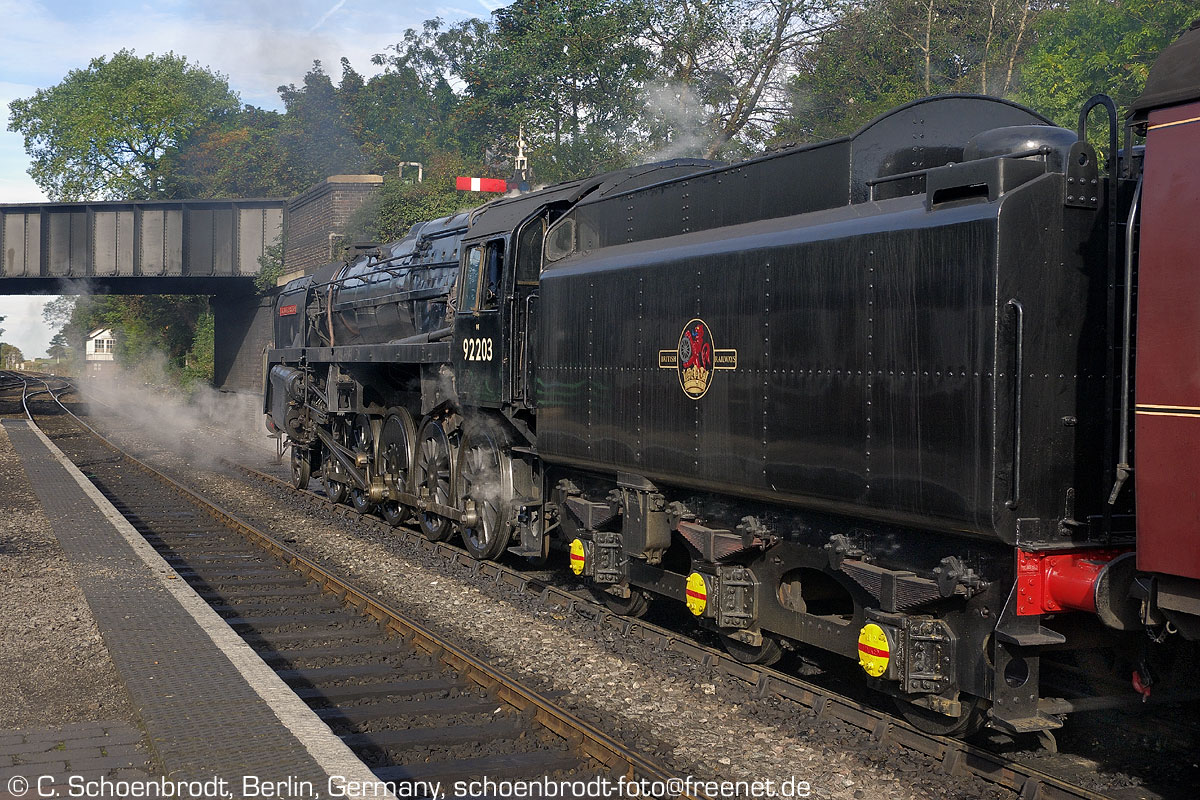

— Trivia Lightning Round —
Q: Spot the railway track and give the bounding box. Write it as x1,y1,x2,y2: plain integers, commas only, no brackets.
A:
227,461,1134,800
43,381,1195,800
22,381,698,799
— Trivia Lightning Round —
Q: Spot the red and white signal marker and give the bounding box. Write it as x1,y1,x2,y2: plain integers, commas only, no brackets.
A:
456,177,508,193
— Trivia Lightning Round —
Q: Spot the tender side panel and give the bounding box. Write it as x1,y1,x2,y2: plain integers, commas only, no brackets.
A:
538,199,1008,537
1135,100,1200,580
540,167,1101,543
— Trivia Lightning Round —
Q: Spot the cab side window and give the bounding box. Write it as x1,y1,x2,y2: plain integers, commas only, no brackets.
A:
516,218,545,285
459,246,481,313
458,240,505,313
481,240,504,310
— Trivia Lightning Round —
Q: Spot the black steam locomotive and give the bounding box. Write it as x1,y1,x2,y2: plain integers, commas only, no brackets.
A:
265,25,1200,739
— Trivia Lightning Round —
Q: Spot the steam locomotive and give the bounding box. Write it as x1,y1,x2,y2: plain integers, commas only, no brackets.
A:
264,23,1200,739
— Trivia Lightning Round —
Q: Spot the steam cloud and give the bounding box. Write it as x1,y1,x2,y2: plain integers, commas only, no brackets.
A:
641,81,708,162
79,352,277,470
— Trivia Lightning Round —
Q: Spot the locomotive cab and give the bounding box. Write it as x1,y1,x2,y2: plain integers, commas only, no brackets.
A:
453,235,508,408
451,204,560,417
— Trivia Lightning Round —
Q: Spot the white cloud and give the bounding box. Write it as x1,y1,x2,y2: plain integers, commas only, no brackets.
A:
0,173,47,203
0,295,55,359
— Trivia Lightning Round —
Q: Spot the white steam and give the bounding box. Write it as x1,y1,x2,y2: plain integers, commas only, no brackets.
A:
79,352,276,470
641,81,708,162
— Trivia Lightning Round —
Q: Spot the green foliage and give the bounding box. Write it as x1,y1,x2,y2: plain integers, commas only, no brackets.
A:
182,310,215,386
0,342,25,368
463,0,655,180
363,20,493,171
276,60,368,183
47,331,71,362
781,0,1045,144
8,50,240,200
342,153,482,245
56,294,210,382
110,296,208,372
646,0,841,158
1016,0,1200,128
163,107,306,198
253,237,287,294
42,296,75,329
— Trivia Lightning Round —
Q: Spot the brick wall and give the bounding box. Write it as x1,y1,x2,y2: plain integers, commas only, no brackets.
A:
213,290,274,393
280,175,383,284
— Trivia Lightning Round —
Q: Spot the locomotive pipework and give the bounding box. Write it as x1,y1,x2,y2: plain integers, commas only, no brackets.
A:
262,26,1200,742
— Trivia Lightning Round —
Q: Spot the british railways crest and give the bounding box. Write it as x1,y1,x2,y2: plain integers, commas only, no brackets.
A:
657,318,738,399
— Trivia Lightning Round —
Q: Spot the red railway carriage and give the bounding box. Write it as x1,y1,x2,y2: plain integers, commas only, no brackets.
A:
1131,20,1200,635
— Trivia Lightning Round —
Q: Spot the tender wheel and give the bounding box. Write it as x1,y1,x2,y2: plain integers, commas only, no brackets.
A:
378,409,415,527
721,633,784,667
455,423,515,560
603,590,650,618
289,445,311,489
895,693,988,738
414,417,455,541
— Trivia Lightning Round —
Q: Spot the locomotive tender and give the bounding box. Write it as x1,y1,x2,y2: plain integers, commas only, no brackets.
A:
265,24,1200,738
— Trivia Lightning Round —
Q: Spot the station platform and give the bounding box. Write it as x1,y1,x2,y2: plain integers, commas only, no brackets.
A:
0,420,382,798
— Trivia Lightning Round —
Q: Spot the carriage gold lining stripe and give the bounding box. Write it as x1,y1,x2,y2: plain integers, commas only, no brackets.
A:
1136,403,1200,417
1148,114,1200,130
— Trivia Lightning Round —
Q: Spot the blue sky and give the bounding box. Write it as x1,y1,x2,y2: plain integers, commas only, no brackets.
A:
0,0,487,358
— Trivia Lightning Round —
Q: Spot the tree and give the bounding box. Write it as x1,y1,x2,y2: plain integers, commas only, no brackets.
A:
8,50,240,200
276,61,367,184
51,292,209,380
645,0,840,158
163,107,305,199
779,0,1044,144
359,20,490,172
182,310,215,386
253,237,287,295
341,152,482,247
42,296,76,329
459,0,656,181
1017,0,1200,128
47,331,71,363
0,343,25,369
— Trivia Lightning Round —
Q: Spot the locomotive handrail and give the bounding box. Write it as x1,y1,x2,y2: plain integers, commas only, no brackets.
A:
1078,94,1120,535
332,285,445,312
306,257,439,293
1006,299,1024,510
865,146,1054,201
1109,172,1143,505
